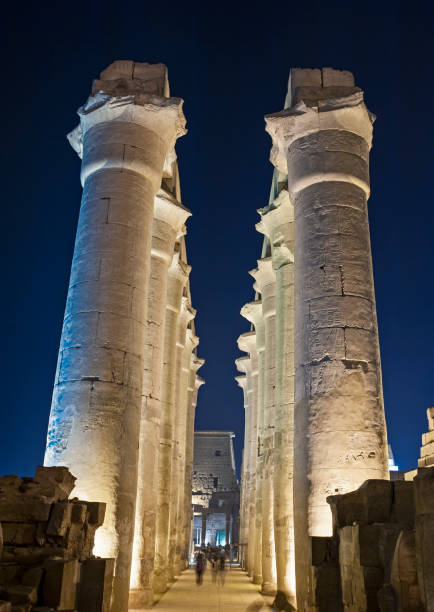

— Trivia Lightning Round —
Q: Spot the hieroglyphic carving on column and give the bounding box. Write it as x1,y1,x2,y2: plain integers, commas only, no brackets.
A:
237,331,259,578
266,67,389,608
257,184,296,605
250,260,277,594
129,189,190,608
44,60,186,612
241,301,265,585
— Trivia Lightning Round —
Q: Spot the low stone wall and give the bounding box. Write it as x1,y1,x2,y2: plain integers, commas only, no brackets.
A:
0,466,114,612
308,467,434,611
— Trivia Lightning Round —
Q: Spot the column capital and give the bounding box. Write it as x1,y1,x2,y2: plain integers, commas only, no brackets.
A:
235,356,251,375
68,60,186,160
195,375,205,390
249,257,275,294
168,251,191,283
185,328,199,351
237,331,257,355
265,82,374,181
179,296,196,324
190,354,205,373
154,188,191,232
256,189,293,239
235,375,248,390
241,300,265,351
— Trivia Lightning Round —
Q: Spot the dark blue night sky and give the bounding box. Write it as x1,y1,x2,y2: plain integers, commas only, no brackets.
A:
1,1,433,477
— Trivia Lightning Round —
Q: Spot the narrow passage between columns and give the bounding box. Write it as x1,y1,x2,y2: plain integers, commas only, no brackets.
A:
147,567,273,612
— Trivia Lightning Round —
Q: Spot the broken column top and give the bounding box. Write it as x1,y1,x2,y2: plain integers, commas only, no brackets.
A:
287,67,357,107
92,59,170,98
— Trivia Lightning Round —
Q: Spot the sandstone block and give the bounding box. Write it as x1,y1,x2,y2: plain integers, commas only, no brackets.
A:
0,585,37,606
0,499,52,523
84,501,106,526
21,566,44,589
70,503,87,525
77,558,114,612
310,563,343,612
43,559,78,610
414,468,434,611
392,480,414,527
47,503,72,537
0,602,11,612
34,466,76,502
328,479,392,531
1,525,36,547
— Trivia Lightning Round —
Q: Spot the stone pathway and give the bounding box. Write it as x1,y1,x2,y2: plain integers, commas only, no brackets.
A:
152,567,273,611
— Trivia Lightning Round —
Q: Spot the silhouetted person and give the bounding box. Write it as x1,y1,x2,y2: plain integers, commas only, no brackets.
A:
195,551,206,585
217,553,226,586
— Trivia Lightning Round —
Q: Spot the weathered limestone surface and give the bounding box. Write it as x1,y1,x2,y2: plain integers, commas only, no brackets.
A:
238,331,259,577
153,250,191,594
129,189,190,607
181,360,205,563
171,326,198,577
265,67,389,609
44,60,186,612
257,184,296,605
241,301,265,585
251,259,277,595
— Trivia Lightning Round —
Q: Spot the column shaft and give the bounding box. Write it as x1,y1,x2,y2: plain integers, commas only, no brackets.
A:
153,253,190,593
266,68,389,608
129,191,190,607
45,63,185,612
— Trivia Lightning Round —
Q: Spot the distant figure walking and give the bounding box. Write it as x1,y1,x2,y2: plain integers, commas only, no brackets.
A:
195,551,206,585
217,553,226,587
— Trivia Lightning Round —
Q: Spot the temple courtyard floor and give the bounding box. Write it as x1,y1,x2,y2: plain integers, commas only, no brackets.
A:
150,567,273,611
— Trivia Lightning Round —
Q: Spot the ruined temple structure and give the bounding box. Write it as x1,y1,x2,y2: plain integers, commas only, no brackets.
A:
191,431,240,550
235,67,434,610
43,61,205,611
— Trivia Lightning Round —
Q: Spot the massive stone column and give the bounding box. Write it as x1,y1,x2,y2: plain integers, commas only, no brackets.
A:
44,60,186,612
153,249,191,594
257,187,296,605
240,302,265,585
171,325,198,577
251,259,277,595
235,358,251,570
129,190,190,607
181,356,205,564
265,67,389,607
237,331,259,577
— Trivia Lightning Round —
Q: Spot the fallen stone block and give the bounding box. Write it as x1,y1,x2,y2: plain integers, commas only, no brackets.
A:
42,559,78,610
328,479,393,530
310,562,343,611
0,585,37,606
83,501,106,526
21,566,44,589
34,467,76,502
1,524,36,547
0,498,52,523
77,558,114,612
414,467,434,611
392,480,414,527
47,503,72,538
70,503,87,525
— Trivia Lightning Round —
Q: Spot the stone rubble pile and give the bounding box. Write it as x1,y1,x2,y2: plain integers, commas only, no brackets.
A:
309,466,434,611
0,466,114,612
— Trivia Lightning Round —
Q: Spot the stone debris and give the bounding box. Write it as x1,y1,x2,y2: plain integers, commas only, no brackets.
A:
295,467,434,611
0,466,113,611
